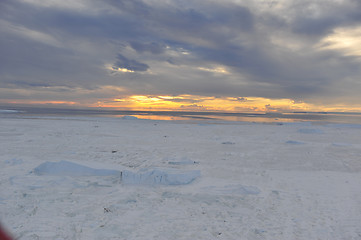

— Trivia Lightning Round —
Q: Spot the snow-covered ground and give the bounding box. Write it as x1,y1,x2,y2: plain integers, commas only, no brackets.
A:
1,115,361,239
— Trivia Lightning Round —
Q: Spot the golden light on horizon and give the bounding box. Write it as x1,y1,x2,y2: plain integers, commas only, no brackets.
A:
2,88,361,113
2,94,361,113
103,94,323,113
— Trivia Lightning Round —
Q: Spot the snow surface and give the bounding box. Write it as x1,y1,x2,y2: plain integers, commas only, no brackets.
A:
1,116,361,239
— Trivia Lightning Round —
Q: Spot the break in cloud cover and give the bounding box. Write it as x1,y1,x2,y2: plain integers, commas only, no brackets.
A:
1,0,361,111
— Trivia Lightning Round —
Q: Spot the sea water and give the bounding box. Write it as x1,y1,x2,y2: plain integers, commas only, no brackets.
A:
1,106,361,125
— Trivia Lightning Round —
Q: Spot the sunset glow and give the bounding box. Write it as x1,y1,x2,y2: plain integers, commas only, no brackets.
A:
3,93,361,113
91,95,341,113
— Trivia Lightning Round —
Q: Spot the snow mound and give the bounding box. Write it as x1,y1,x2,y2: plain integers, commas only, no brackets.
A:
121,168,201,185
33,161,121,176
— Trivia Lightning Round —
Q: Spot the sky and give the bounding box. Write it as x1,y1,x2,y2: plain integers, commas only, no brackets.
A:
1,0,361,112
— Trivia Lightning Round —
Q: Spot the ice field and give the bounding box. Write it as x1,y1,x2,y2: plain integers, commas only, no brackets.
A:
1,114,361,239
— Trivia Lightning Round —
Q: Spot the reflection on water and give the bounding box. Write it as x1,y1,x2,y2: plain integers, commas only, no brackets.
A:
99,112,361,124
112,115,190,121
1,107,361,124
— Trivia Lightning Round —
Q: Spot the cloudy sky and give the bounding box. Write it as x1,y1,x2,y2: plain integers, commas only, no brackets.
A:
1,0,361,112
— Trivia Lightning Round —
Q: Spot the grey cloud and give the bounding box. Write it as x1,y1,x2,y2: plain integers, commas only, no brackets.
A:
113,54,149,72
290,0,361,36
105,0,254,43
130,41,165,54
211,4,254,32
0,0,147,43
0,28,111,90
159,98,203,103
291,17,339,36
230,97,247,102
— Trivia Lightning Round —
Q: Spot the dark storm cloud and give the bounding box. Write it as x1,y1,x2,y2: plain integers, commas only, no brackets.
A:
1,0,361,106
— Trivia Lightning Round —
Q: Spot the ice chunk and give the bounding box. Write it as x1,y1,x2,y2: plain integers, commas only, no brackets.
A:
285,140,305,145
298,128,324,134
0,109,21,113
121,115,138,120
121,168,201,185
33,161,120,176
